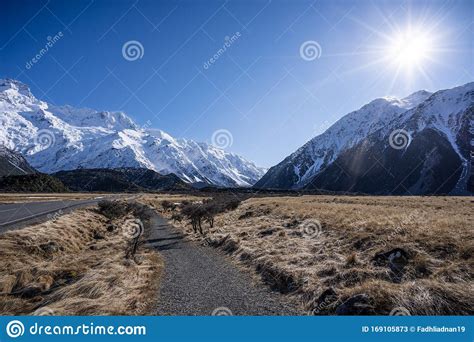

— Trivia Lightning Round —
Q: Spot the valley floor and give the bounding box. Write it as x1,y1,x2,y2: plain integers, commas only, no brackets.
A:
1,194,471,316
144,194,474,315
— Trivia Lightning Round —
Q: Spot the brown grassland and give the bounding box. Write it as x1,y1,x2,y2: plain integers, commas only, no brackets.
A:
0,206,163,315
144,194,473,315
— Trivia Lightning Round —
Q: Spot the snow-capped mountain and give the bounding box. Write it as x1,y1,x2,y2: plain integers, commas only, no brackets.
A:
0,79,265,187
256,82,473,195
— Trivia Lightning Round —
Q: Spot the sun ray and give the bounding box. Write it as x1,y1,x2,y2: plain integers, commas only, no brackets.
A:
385,63,404,95
416,64,435,89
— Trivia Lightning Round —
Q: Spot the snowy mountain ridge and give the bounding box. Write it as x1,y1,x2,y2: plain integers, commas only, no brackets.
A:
0,79,266,187
256,82,473,194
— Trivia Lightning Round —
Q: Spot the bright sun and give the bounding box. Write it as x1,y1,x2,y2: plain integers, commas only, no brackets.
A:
387,28,433,68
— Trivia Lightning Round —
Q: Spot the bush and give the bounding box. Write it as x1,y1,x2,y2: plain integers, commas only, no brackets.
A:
180,200,191,207
171,213,183,222
175,196,243,234
127,201,151,221
180,203,196,218
161,200,176,212
98,200,150,221
181,203,206,234
222,198,241,211
202,202,219,228
98,200,129,219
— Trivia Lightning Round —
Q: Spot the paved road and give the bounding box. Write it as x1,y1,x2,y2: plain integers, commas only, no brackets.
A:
147,214,304,316
0,196,113,232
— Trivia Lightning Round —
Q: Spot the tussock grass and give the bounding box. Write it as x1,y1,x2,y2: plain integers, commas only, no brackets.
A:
0,206,163,315
149,194,473,315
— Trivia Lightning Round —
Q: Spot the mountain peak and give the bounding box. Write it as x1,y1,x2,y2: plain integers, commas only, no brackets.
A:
146,129,177,143
401,89,433,108
0,79,33,98
376,83,472,112
47,104,138,131
374,89,432,110
405,89,432,97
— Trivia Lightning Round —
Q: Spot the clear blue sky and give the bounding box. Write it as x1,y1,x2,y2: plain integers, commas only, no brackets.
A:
1,0,473,167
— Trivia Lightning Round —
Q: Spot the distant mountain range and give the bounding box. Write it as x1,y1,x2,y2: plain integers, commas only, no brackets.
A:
256,82,473,195
0,79,265,188
1,78,472,195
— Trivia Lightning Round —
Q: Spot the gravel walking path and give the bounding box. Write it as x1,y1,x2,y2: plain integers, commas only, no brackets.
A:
147,214,303,316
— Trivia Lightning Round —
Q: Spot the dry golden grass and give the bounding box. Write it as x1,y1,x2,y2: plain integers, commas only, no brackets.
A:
140,194,208,206
0,208,163,315
148,194,474,315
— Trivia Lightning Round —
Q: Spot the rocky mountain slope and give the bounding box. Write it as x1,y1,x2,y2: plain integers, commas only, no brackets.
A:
0,146,36,177
0,146,69,192
255,83,473,195
0,79,265,187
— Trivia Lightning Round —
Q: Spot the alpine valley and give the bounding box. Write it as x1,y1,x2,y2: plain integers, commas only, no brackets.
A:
1,78,472,195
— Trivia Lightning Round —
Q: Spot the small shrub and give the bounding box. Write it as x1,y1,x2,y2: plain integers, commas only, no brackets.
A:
180,200,191,207
127,202,151,221
171,213,183,222
202,202,219,228
161,200,176,212
98,200,129,219
222,198,241,211
98,200,150,222
181,203,205,234
173,195,244,234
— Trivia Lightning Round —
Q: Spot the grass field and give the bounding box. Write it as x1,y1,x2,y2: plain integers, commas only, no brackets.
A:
147,194,473,315
0,203,162,315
